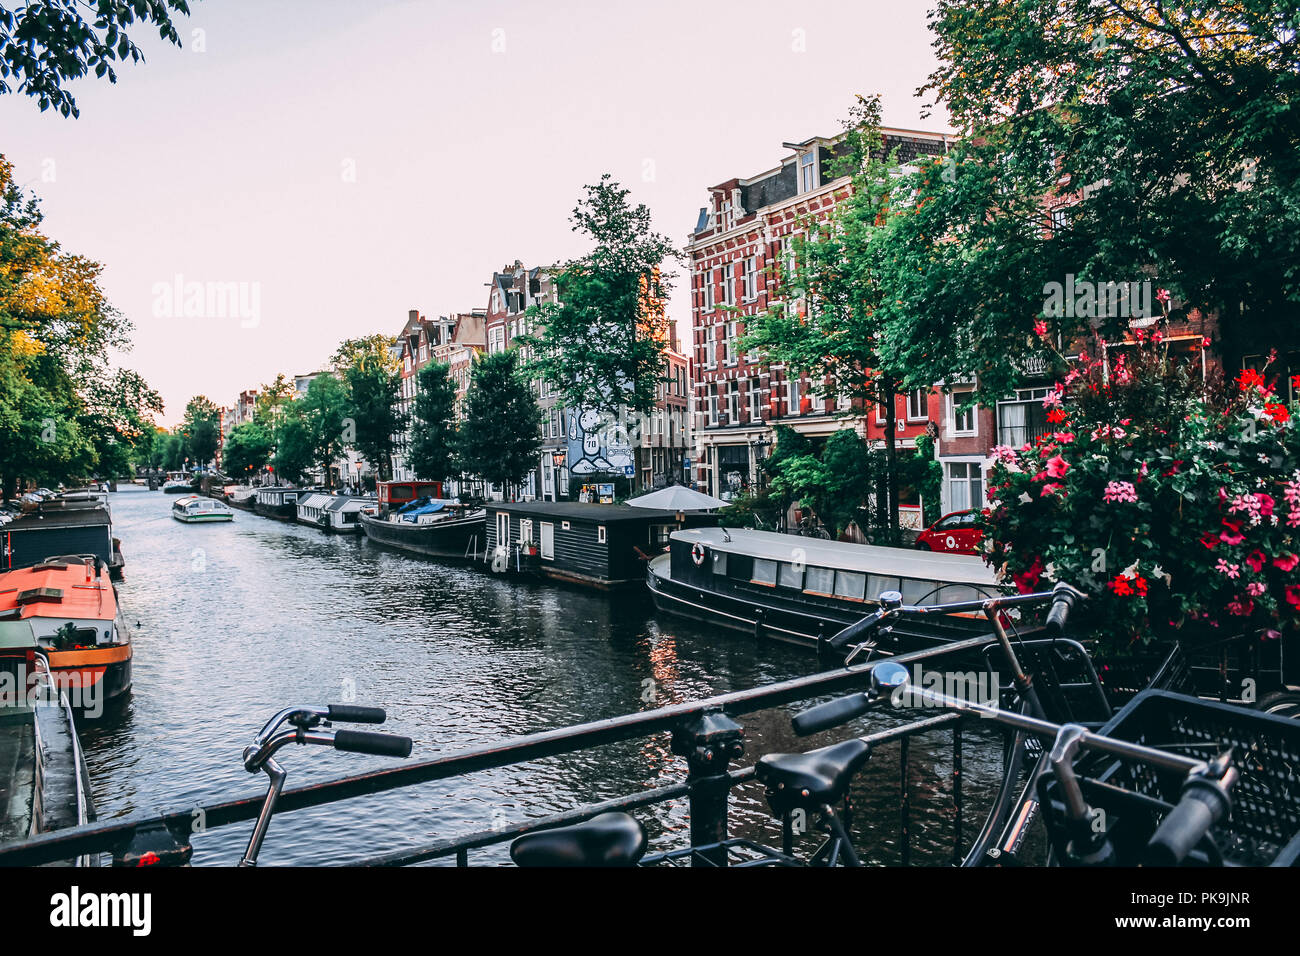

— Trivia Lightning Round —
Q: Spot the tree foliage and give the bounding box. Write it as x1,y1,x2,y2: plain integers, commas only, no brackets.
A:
521,174,678,418
0,1,194,117
409,361,458,483
221,421,273,479
456,351,542,495
332,335,405,482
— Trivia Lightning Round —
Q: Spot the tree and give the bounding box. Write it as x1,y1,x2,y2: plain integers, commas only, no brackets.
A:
272,407,314,486
759,426,877,539
79,368,164,478
742,94,911,542
332,335,405,482
179,395,220,468
0,1,194,118
521,174,678,419
456,351,542,497
877,0,1300,399
222,421,274,479
299,373,349,488
255,373,297,427
408,361,458,483
158,431,185,471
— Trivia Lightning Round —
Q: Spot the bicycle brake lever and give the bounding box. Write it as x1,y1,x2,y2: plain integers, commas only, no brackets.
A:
845,641,876,665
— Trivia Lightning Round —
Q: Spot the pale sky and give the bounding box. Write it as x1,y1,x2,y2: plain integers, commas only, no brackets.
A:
1,0,950,425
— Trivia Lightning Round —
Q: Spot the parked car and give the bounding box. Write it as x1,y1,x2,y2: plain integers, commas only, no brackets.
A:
915,509,984,554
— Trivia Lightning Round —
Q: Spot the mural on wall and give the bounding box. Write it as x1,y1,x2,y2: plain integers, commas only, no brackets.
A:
567,408,635,477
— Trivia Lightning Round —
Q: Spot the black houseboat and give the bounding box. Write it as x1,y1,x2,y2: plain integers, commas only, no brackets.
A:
358,480,486,559
484,501,716,589
252,486,301,521
1,494,124,579
648,527,1000,650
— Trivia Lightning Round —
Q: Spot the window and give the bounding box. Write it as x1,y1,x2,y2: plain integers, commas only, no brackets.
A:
721,263,735,307
800,151,817,192
998,389,1051,447
540,522,555,559
743,257,757,300
751,558,778,586
705,334,717,369
708,386,718,427
519,519,533,544
489,326,505,354
834,571,866,601
748,385,761,423
805,567,835,595
907,388,928,421
727,381,739,421
949,389,976,435
703,269,715,311
788,378,801,414
947,461,985,512
778,562,804,589
597,525,607,544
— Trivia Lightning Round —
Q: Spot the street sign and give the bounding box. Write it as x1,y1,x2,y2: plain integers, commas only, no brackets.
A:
623,465,635,476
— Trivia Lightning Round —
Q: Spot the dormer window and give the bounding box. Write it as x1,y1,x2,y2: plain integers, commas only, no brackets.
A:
800,151,818,192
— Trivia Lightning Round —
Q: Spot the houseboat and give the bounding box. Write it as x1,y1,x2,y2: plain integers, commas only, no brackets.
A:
484,501,716,589
0,644,94,851
161,472,193,494
295,492,333,528
172,495,234,523
2,496,124,579
0,557,133,707
322,494,372,534
647,527,1001,650
252,486,301,521
359,481,485,558
225,487,257,512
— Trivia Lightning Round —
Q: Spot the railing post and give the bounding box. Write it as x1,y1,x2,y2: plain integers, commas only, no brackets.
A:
671,707,744,867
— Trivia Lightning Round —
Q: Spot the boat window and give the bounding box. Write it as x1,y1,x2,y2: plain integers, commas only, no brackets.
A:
804,566,835,595
867,575,902,601
778,562,803,589
711,551,727,575
834,571,866,601
901,578,936,604
934,584,981,604
751,558,778,586
597,525,607,544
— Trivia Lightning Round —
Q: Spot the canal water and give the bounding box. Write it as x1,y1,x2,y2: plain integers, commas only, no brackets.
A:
83,485,1011,865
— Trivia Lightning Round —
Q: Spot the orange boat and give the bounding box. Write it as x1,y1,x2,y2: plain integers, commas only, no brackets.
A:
0,556,132,713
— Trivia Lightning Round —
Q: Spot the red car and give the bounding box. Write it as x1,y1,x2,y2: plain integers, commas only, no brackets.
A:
915,509,984,555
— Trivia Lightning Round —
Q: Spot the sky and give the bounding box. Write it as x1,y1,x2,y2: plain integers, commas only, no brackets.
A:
1,0,951,425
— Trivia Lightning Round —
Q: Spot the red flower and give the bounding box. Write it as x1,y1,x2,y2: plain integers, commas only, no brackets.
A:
1275,553,1299,572
1046,408,1068,424
1199,532,1219,550
1265,403,1290,424
1236,368,1267,392
1286,585,1300,608
1012,558,1044,595
1220,519,1245,546
1110,576,1133,597
1245,551,1266,573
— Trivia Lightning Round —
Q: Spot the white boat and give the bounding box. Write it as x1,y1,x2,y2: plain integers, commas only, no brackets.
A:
172,495,234,523
161,472,193,494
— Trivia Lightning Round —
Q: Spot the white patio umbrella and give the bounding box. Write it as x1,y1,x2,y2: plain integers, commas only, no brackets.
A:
626,485,727,511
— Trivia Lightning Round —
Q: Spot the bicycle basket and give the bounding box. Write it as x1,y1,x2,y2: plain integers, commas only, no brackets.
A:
1041,690,1300,866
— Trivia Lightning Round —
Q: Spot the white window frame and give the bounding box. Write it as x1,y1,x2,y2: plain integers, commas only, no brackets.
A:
540,521,555,559
947,389,977,437
907,388,929,422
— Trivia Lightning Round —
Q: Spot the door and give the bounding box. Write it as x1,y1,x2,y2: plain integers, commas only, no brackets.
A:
540,522,554,560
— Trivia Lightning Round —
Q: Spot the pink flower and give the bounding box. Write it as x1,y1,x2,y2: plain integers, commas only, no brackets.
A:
1045,455,1069,479
1041,483,1064,498
1102,481,1137,504
1274,553,1299,572
1034,319,1048,336
1246,582,1267,597
1156,288,1171,304
1245,550,1266,573
1215,560,1240,579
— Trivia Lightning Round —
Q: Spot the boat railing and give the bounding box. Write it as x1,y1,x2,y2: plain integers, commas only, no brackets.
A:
0,632,1002,867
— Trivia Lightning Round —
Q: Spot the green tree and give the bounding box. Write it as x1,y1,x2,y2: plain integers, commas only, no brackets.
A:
300,373,349,488
0,1,194,118
159,431,185,471
742,94,910,542
333,335,405,482
255,373,297,427
272,407,314,486
456,351,542,497
179,395,221,468
877,0,1300,399
521,174,678,419
79,368,164,479
408,361,458,483
760,426,877,539
222,421,274,479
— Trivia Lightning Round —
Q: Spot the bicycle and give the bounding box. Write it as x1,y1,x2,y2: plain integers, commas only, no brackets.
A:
239,704,413,866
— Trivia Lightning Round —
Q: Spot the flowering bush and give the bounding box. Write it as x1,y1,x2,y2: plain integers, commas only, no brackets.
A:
981,341,1300,652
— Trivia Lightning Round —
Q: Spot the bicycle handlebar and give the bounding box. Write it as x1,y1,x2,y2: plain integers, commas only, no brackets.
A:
1045,582,1084,636
793,692,873,735
327,704,387,724
334,729,414,758
1144,761,1237,866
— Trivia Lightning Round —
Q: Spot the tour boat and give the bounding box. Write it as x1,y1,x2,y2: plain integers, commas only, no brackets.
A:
172,495,234,523
647,527,1001,650
0,556,133,707
359,481,486,558
161,472,193,494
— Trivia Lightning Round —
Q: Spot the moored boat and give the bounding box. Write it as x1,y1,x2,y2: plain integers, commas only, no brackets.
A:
647,527,1000,650
1,494,124,579
360,481,485,558
161,472,193,494
172,495,234,523
252,486,301,521
0,556,132,710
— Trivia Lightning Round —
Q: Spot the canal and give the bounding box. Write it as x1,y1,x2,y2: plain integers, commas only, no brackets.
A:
82,485,1012,865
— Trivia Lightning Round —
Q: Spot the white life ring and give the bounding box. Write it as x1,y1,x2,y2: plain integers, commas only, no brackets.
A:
691,542,706,567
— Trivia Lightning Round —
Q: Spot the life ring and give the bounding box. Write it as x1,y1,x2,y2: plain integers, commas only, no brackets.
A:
691,542,706,567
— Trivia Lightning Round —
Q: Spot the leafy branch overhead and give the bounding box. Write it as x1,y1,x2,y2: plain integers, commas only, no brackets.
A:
520,174,679,419
0,1,195,117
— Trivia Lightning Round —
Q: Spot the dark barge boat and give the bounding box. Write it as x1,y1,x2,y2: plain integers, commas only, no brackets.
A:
484,501,716,589
2,494,124,579
359,481,486,559
648,527,1000,650
252,486,301,521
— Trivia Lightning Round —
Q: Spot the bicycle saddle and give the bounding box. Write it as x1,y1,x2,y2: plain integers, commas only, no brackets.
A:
756,739,872,814
509,812,648,867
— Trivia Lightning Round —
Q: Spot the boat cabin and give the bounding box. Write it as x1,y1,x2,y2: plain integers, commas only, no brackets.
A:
1,502,115,572
295,492,333,525
324,495,372,533
485,501,717,588
378,481,445,514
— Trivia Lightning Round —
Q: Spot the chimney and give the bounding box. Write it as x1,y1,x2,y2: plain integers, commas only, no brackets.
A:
409,309,419,323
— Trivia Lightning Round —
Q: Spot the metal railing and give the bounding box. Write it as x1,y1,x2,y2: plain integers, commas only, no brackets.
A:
0,632,1001,868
